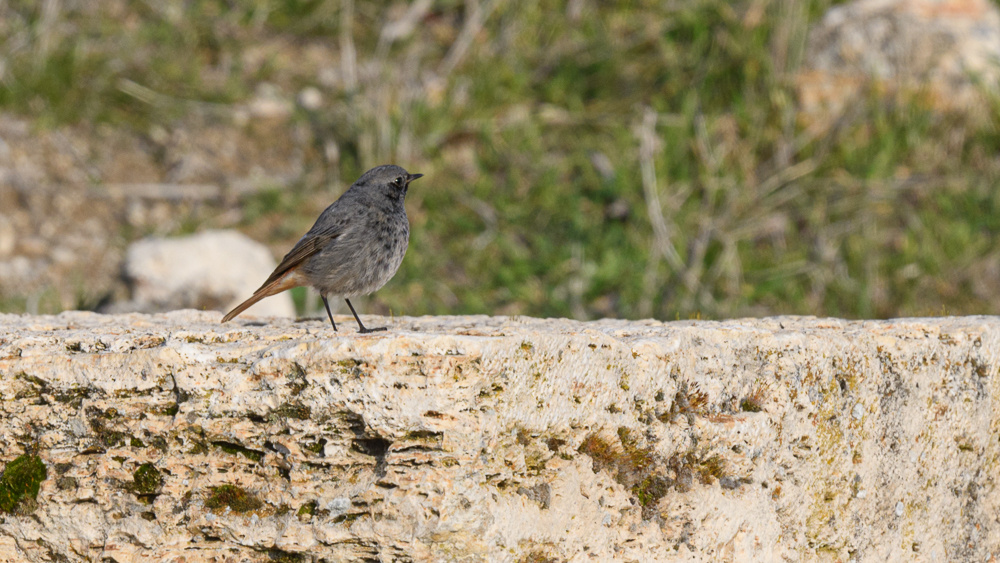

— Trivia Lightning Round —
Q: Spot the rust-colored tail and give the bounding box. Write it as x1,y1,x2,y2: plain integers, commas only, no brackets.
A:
221,271,303,323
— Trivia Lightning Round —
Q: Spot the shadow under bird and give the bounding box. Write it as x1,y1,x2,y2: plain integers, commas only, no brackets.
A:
222,164,422,333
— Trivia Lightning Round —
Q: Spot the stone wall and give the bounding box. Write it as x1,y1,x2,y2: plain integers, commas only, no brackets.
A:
0,311,997,561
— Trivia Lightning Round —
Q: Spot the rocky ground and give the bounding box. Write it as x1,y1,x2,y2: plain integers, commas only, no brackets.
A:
0,312,997,561
0,109,315,314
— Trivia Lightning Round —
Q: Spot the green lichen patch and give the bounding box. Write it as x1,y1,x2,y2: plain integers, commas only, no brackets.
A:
86,407,128,449
130,463,162,495
56,476,78,490
152,403,179,417
578,427,728,517
478,383,504,399
271,402,311,421
266,548,309,562
204,484,263,513
148,435,169,452
0,455,47,514
578,428,663,510
52,385,94,408
297,500,318,518
401,430,444,447
15,372,47,388
13,372,47,401
285,362,308,395
332,512,361,524
133,336,166,349
189,441,210,455
212,441,264,463
517,544,563,563
633,475,670,507
303,437,327,455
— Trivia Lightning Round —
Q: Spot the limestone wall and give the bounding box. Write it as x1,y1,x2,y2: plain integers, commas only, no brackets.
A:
0,311,997,561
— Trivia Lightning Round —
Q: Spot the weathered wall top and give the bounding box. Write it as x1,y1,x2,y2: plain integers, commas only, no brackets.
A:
0,311,998,561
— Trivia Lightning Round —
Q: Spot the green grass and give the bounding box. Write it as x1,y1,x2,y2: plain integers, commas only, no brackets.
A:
3,0,1000,320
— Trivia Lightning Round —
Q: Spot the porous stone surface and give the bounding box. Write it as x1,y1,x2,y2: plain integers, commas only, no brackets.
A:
112,230,294,318
0,311,998,561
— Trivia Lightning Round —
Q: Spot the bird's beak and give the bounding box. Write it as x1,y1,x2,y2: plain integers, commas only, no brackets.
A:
406,173,424,184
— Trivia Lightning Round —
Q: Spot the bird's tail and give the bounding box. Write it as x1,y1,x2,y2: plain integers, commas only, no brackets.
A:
221,271,303,323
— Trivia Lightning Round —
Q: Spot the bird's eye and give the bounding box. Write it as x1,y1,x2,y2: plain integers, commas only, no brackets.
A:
394,176,405,187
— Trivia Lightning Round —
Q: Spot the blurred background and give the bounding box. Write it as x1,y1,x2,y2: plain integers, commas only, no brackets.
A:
2,0,1000,322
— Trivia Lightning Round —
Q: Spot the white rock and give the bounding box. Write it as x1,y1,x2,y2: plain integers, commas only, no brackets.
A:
116,230,294,318
297,87,323,111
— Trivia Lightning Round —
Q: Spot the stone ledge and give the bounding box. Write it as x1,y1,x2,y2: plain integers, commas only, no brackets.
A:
0,311,997,561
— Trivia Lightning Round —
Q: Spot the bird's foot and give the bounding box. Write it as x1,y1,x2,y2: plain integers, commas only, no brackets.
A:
357,326,387,334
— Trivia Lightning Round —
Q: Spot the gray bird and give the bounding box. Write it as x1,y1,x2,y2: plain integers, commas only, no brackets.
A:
222,164,422,333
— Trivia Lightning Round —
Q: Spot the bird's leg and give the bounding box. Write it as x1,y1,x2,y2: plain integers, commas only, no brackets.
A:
345,298,386,333
321,295,338,331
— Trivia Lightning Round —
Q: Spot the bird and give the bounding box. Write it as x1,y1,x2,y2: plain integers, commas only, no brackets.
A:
221,164,422,333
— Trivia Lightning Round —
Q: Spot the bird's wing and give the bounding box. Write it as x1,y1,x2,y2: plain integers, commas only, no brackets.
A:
255,223,344,291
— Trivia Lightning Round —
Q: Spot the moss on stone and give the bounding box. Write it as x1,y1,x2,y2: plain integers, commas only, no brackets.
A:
131,463,162,495
272,402,311,420
266,548,308,562
148,435,169,452
56,476,78,490
297,500,317,517
86,407,128,449
578,427,728,516
303,437,327,455
578,428,661,507
189,441,210,455
212,441,264,463
633,475,670,507
205,484,263,513
0,455,47,514
517,553,555,563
